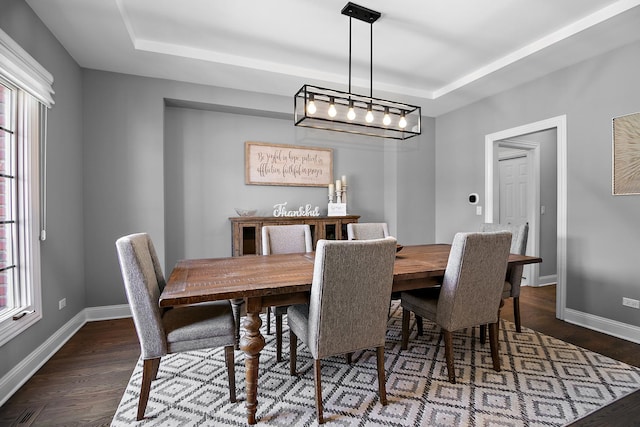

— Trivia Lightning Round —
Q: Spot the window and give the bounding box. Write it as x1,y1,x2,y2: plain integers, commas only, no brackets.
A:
0,77,45,345
0,28,53,346
0,81,16,315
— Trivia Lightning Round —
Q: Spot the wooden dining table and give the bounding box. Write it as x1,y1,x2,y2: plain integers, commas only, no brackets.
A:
160,244,542,424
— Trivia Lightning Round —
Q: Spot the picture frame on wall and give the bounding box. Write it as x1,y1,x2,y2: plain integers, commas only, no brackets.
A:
245,141,333,187
612,112,640,195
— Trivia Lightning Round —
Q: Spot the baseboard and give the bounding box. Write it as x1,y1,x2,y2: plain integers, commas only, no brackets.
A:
538,274,557,286
565,308,640,344
0,304,132,407
84,304,131,321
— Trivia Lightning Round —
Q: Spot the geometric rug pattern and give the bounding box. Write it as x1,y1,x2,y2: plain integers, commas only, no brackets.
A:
112,301,640,426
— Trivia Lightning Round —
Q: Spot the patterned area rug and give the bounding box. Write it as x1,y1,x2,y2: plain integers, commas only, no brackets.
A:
112,302,640,426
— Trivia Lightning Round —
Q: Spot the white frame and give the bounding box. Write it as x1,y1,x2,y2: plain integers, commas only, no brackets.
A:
485,115,567,320
0,31,46,346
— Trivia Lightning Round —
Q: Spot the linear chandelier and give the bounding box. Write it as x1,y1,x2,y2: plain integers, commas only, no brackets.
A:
294,2,421,140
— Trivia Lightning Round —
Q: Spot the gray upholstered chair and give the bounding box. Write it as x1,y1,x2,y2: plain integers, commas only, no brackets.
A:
346,222,397,319
262,224,313,362
400,231,511,384
346,222,390,240
287,237,397,424
481,222,529,332
116,233,236,420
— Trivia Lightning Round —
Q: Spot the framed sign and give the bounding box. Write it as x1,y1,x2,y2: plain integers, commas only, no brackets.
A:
613,112,640,195
245,141,333,186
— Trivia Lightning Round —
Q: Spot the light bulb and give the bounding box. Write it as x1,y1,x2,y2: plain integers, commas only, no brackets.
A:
399,112,407,129
365,104,374,123
307,94,316,115
347,100,356,120
383,107,391,126
328,97,337,118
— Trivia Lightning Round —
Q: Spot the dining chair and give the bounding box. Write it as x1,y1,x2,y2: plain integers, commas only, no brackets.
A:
481,222,529,333
400,231,511,384
116,233,236,420
262,224,313,362
287,237,397,424
346,222,390,240
346,222,397,318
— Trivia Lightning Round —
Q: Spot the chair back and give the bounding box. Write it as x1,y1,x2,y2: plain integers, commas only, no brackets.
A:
262,224,313,255
481,222,528,254
307,237,397,359
481,222,529,295
347,222,390,240
436,232,511,331
116,233,167,359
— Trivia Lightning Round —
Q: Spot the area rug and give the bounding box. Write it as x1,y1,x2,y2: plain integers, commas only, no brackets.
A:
112,302,640,426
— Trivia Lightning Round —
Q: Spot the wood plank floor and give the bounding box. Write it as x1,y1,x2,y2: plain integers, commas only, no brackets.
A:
0,285,638,426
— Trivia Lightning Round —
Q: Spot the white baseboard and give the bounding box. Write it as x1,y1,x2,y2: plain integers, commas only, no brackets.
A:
564,308,640,345
538,274,557,286
85,304,131,321
0,304,131,407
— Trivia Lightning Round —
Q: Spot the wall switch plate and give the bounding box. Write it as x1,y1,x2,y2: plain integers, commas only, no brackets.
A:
622,297,639,309
476,206,482,216
59,298,66,310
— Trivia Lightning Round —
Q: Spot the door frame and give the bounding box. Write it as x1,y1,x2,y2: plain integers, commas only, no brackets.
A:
485,115,567,320
497,140,540,286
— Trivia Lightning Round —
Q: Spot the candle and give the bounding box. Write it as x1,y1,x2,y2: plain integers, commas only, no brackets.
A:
328,183,334,195
336,179,342,191
341,175,347,187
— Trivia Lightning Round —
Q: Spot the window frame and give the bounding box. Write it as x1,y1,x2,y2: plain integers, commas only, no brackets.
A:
0,78,43,346
0,27,52,346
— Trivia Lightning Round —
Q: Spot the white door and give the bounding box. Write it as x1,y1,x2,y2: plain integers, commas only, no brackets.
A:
499,155,529,225
499,154,531,285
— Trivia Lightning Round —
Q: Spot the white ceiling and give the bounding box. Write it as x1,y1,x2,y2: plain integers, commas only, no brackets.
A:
25,0,640,116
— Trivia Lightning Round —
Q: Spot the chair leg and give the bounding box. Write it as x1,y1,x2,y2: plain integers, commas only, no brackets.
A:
513,297,521,332
266,307,272,335
314,359,324,424
416,316,424,336
345,352,353,364
137,358,159,421
489,321,501,372
276,312,283,362
401,308,410,350
150,357,161,381
230,298,243,350
443,330,456,384
376,346,388,405
289,330,298,376
479,324,487,344
224,345,237,403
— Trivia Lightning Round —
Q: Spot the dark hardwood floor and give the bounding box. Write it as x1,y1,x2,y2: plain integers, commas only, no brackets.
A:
0,285,638,426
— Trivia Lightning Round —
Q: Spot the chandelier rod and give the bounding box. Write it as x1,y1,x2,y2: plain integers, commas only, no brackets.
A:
348,17,352,94
369,20,373,99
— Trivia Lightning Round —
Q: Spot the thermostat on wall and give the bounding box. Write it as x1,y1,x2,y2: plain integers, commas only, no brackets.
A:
468,193,479,204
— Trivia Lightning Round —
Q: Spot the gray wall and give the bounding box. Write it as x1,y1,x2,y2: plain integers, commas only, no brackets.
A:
536,129,558,278
163,107,436,268
0,0,84,377
435,40,640,326
83,69,435,307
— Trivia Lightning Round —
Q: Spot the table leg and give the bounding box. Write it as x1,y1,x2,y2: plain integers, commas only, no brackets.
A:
239,298,265,425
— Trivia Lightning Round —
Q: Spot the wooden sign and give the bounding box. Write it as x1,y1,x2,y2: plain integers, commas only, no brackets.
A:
245,141,333,186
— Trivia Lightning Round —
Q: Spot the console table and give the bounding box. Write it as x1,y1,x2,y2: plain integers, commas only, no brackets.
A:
229,215,360,256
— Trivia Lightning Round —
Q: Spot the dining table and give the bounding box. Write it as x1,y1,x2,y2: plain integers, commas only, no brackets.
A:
160,243,542,424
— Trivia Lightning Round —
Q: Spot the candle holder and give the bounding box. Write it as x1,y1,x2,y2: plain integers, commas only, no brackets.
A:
336,189,343,204
328,193,334,203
